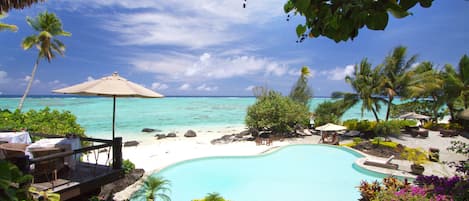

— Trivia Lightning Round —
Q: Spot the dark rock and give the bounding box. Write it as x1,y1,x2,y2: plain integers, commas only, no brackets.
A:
246,137,256,141
155,134,166,140
99,169,145,201
123,141,139,147
166,133,177,137
235,133,244,138
249,128,259,137
239,130,251,136
141,128,161,133
184,130,197,137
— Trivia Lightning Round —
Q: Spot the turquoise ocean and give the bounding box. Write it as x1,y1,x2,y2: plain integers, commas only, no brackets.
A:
0,96,387,140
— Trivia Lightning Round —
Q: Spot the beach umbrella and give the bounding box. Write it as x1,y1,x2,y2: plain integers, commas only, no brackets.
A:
53,72,164,139
399,112,430,120
458,108,469,120
315,123,346,131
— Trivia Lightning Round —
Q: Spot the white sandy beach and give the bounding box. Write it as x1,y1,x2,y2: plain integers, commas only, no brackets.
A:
107,126,469,200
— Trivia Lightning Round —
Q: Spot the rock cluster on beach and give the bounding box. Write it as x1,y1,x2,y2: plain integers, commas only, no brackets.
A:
141,128,162,133
184,130,197,137
211,129,256,144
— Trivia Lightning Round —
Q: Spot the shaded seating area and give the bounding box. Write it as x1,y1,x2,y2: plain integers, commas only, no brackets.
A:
363,155,399,170
320,133,339,145
405,126,429,138
29,146,66,183
440,129,459,137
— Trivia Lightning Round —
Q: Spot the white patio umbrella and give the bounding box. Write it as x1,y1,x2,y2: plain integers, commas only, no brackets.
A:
399,112,430,120
315,123,346,131
53,72,164,139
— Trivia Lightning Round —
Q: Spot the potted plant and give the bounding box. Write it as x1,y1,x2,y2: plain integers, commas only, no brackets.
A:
402,148,427,175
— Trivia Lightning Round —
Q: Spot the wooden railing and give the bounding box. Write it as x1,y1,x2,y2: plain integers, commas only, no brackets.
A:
15,134,123,173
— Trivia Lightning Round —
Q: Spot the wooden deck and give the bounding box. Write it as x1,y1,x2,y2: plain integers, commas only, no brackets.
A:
32,162,124,200
22,135,125,201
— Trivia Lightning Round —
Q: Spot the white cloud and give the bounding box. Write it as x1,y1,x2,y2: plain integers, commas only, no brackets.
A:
58,0,284,48
23,76,40,84
178,83,191,91
196,84,218,92
0,92,2,95
130,52,289,83
87,76,95,81
48,80,60,85
151,82,169,90
0,71,10,84
321,65,354,81
245,85,255,91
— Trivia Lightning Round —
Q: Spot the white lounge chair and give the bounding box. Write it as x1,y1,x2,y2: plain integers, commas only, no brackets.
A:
364,155,398,170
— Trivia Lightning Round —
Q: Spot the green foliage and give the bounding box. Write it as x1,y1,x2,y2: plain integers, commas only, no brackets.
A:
402,148,428,165
285,0,433,42
352,137,363,145
313,99,353,126
192,192,229,201
289,66,313,107
122,159,135,174
130,176,171,201
0,11,18,32
29,187,60,201
374,120,401,137
0,160,33,201
246,90,309,134
0,107,85,137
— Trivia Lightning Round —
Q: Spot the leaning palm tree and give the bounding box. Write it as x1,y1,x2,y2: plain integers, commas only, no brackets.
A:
130,176,171,201
341,59,384,122
380,46,417,121
17,11,71,110
404,62,444,122
0,11,17,32
289,66,313,107
1,0,46,12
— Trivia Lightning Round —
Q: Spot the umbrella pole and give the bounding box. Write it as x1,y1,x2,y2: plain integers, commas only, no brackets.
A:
112,95,116,140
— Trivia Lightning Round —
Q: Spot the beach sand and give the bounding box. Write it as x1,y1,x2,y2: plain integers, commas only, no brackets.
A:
108,127,468,200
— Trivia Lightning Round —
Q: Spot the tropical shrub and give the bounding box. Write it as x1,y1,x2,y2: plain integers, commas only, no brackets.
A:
402,148,428,165
246,90,309,134
0,160,33,201
130,176,171,201
0,107,85,137
373,120,401,138
122,159,135,174
313,100,344,126
446,141,469,176
342,119,377,133
358,176,468,201
192,192,229,201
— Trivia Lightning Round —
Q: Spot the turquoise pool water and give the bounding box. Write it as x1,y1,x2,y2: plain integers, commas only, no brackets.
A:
145,145,385,201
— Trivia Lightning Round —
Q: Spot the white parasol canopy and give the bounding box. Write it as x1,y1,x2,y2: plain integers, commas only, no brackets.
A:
53,72,164,139
399,112,430,120
315,123,347,131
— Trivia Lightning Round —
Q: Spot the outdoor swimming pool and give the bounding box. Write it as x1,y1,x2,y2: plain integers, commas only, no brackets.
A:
143,145,386,201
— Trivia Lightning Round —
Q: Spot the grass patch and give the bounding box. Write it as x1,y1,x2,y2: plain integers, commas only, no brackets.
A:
371,141,399,148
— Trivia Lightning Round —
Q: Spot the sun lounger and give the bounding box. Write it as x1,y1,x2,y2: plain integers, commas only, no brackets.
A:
343,130,361,137
363,155,398,170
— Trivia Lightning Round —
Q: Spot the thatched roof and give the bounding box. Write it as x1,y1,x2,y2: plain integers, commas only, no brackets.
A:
1,0,46,12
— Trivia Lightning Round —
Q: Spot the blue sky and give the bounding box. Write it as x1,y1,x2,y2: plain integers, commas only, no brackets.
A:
0,0,468,96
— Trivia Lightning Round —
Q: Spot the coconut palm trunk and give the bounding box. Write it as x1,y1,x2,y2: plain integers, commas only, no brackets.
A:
18,55,40,110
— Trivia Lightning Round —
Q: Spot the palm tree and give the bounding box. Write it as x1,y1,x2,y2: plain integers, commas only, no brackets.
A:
17,11,71,110
1,0,46,12
380,46,417,121
341,58,384,122
200,192,228,201
289,66,313,106
404,62,444,122
0,11,17,32
130,176,171,201
442,54,469,120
